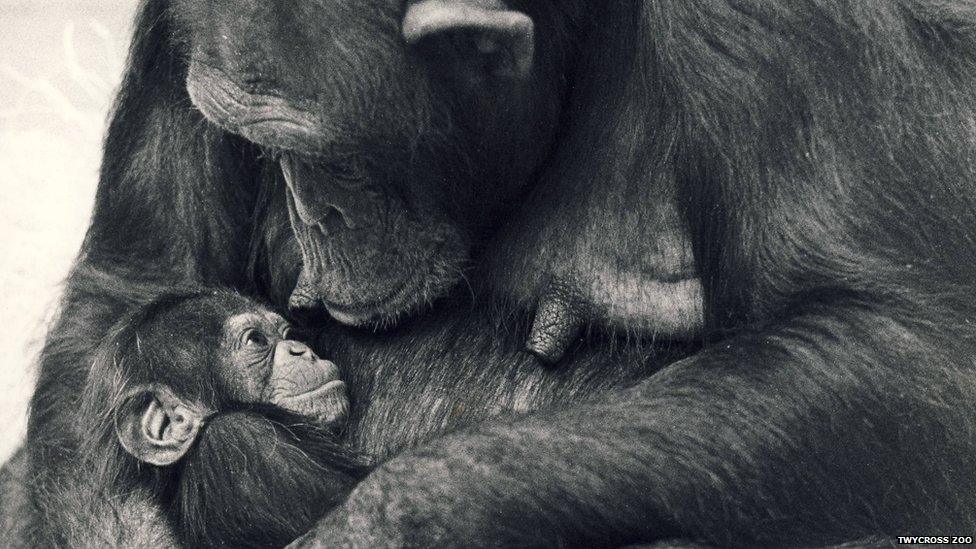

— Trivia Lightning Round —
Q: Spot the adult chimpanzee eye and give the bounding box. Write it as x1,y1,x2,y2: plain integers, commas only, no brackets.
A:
241,329,269,348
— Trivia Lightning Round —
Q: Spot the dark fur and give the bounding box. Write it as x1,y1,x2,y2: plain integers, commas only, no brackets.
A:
177,406,368,549
70,291,369,549
15,0,976,547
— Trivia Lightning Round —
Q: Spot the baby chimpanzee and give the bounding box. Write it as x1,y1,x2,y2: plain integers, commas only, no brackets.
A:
78,289,369,548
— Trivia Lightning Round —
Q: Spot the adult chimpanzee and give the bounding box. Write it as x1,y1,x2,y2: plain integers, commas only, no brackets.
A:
79,290,365,548
14,0,976,547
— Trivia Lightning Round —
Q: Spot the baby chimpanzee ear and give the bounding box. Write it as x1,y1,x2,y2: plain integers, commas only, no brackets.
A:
114,385,209,466
403,0,534,79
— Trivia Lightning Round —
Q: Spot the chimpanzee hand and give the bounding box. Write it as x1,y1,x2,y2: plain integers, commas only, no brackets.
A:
287,434,523,548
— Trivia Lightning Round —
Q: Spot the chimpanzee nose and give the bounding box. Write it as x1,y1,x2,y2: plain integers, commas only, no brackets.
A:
281,340,316,359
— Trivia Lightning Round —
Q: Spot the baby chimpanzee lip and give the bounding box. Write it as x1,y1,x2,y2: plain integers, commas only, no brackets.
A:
272,359,343,403
286,379,345,402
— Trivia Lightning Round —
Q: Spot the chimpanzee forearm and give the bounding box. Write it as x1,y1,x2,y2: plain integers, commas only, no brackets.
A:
178,408,370,549
30,469,178,549
295,301,976,547
25,1,263,543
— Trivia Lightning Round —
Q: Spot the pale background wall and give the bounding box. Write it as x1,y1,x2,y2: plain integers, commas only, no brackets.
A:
0,0,136,464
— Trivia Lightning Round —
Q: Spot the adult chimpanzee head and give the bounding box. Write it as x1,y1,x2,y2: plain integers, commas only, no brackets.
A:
173,0,587,325
82,290,348,467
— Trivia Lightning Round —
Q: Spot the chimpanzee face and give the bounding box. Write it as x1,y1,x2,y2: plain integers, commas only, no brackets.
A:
218,310,348,427
173,0,565,326
111,294,349,467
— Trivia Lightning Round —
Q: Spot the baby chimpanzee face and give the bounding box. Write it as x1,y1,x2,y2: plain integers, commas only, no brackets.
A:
102,291,350,467
219,309,348,427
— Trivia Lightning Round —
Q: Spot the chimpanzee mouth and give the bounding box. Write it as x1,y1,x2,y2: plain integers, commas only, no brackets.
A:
317,277,429,327
299,252,462,328
273,359,348,426
324,302,390,327
276,378,349,428
270,359,343,403
283,379,346,403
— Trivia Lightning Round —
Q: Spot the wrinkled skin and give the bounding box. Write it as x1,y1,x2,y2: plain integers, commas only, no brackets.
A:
182,0,976,545
178,0,702,331
98,292,350,468
69,290,366,549
177,0,577,326
15,0,976,547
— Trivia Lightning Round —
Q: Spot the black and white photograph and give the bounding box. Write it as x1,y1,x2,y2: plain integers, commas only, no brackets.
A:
1,0,975,547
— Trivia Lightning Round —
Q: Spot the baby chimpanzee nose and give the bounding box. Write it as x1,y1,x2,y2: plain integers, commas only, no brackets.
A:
281,340,316,359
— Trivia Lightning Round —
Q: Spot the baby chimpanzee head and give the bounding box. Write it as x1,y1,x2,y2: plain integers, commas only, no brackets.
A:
87,289,349,467
79,289,367,549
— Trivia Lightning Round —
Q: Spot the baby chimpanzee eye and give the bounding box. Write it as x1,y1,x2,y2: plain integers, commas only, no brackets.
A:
241,329,269,348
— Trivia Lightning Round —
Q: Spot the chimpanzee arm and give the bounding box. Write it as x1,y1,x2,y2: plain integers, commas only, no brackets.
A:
178,408,369,549
295,300,976,546
26,1,259,545
294,2,976,541
53,488,179,548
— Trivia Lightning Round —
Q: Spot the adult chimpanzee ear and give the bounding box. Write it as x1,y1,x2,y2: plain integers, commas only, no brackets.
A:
403,0,535,79
114,385,208,466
